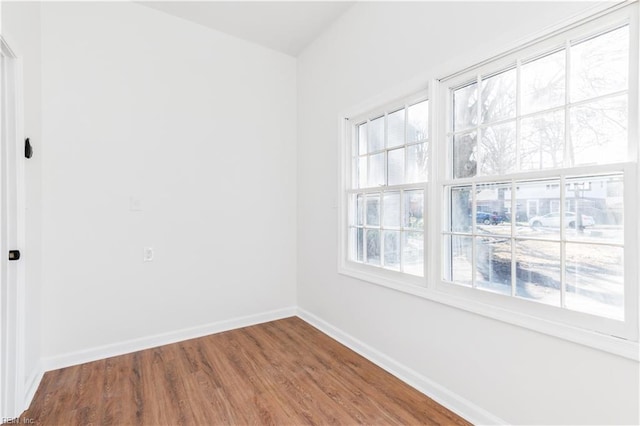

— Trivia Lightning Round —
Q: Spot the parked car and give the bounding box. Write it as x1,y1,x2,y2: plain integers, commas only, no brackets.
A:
476,212,492,225
528,212,595,229
476,211,509,225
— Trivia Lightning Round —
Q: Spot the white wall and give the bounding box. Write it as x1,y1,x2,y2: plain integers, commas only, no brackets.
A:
297,2,639,425
1,0,44,404
39,2,297,360
3,1,638,424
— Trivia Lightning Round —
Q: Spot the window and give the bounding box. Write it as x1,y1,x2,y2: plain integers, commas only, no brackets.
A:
340,4,638,352
441,11,636,338
345,95,429,278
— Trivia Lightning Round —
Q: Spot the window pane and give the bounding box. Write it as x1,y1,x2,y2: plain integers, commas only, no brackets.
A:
565,243,623,320
350,227,365,263
447,235,472,285
383,192,401,228
406,143,428,183
358,123,367,155
481,68,516,124
570,26,629,103
476,182,511,232
515,180,561,239
521,50,565,114
358,156,367,188
388,148,405,186
356,228,364,262
404,190,424,229
453,132,477,178
366,229,381,265
383,230,401,270
520,110,564,171
476,237,512,295
450,186,472,232
356,194,364,226
368,116,385,152
387,109,405,148
479,122,516,175
349,227,356,260
403,231,423,276
454,82,478,131
515,240,561,307
348,227,364,263
564,175,623,243
366,194,380,226
569,95,627,166
368,152,385,187
408,100,428,143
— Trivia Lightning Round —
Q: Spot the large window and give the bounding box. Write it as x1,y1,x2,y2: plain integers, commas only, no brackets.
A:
341,4,638,350
442,15,636,337
346,96,429,277
442,12,637,340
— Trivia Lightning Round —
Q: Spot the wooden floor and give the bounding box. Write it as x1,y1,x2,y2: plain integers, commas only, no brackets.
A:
20,317,470,425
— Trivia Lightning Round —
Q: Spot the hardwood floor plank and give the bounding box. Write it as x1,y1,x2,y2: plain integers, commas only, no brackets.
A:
266,320,418,424
16,317,472,426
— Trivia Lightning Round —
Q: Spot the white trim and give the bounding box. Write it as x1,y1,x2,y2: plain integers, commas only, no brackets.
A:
296,308,507,426
436,5,638,341
339,2,640,360
0,35,27,420
41,307,297,372
337,259,639,360
14,49,27,424
341,92,429,279
0,37,17,60
22,362,43,414
438,1,634,83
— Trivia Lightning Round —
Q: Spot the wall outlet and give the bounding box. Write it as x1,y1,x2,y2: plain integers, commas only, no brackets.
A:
143,247,154,262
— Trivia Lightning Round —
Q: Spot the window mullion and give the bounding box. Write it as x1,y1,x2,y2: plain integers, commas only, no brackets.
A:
402,104,409,274
400,189,405,273
510,180,517,297
561,38,571,309
516,59,522,172
564,39,572,168
471,182,477,288
560,175,567,308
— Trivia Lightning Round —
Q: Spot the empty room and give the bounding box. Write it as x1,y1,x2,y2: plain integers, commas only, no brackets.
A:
1,1,639,424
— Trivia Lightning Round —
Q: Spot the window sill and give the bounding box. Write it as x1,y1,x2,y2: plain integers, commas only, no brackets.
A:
338,262,639,361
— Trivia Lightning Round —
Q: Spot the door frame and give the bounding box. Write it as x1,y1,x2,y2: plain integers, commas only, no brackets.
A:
1,34,27,420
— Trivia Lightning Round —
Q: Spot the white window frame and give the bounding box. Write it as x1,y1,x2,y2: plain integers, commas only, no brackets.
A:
436,5,638,344
338,3,640,360
338,91,430,291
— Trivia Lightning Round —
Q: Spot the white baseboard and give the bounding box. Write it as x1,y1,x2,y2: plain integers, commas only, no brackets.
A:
34,306,503,424
296,308,506,426
41,306,297,372
23,362,44,412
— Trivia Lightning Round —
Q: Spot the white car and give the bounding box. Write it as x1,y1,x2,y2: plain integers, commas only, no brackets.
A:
529,212,595,229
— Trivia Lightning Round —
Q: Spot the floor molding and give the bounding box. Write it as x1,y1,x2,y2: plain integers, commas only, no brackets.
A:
41,306,297,373
34,306,503,425
296,308,506,426
23,362,44,413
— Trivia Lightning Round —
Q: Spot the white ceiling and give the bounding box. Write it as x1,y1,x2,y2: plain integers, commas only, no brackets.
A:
141,1,355,57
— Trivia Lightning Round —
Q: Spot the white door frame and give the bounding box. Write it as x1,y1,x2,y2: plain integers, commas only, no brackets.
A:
0,35,27,420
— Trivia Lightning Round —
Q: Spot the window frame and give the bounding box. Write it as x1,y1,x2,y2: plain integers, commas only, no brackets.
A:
339,91,430,290
435,6,638,343
338,3,639,360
